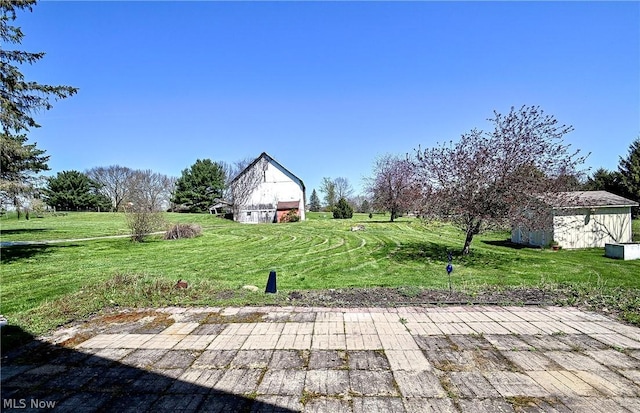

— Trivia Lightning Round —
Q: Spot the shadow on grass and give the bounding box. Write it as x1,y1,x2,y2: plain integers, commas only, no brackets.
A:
0,228,49,236
1,325,295,412
0,244,78,264
388,241,454,262
384,241,527,269
482,239,541,250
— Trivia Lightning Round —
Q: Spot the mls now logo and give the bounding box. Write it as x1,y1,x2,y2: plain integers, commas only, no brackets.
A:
3,399,57,409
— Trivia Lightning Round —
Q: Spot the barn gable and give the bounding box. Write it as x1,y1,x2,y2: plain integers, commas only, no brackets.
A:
230,153,306,223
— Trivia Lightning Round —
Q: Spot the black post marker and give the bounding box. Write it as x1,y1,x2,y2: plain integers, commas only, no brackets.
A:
446,251,453,294
265,270,277,293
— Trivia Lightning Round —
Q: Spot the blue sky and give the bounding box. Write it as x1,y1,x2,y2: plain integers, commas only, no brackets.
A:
18,1,640,196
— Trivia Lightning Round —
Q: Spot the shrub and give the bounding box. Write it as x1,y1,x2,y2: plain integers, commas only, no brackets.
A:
164,223,202,240
281,209,300,223
333,198,353,219
125,209,166,242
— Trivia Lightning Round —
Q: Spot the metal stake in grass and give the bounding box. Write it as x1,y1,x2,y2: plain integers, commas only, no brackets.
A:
446,252,453,294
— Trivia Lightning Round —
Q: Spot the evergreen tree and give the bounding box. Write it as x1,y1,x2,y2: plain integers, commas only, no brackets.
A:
333,197,354,219
618,137,640,216
171,159,226,212
43,170,109,211
1,1,78,207
309,189,321,212
582,168,623,194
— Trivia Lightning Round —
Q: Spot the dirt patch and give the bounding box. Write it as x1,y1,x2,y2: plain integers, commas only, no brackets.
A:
286,286,558,307
48,310,176,346
59,332,94,348
215,290,238,300
282,286,640,328
88,309,175,333
132,312,174,334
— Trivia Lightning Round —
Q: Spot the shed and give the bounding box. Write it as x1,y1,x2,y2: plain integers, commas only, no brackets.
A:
229,152,306,223
511,191,638,249
209,200,233,215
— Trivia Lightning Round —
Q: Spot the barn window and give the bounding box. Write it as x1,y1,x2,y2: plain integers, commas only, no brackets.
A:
263,171,266,182
246,211,252,217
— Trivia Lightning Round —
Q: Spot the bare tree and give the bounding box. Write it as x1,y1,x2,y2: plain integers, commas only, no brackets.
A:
232,157,255,179
86,165,133,211
334,177,354,200
349,194,371,213
221,156,256,201
229,156,265,216
121,169,173,241
319,177,352,211
128,169,175,212
366,154,419,222
414,105,586,255
319,177,337,211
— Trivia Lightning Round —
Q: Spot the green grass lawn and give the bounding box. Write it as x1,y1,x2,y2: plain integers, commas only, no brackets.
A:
1,212,639,338
0,211,226,242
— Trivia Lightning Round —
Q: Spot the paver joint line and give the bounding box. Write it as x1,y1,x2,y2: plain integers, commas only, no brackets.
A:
3,305,640,412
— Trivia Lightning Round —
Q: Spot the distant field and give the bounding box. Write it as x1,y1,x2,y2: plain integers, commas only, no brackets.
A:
1,212,639,337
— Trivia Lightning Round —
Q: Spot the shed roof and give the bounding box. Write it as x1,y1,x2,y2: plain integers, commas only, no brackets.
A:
277,201,300,210
210,200,232,209
545,191,638,209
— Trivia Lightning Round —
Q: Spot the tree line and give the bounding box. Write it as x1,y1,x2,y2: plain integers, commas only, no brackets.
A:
13,158,252,215
3,2,639,254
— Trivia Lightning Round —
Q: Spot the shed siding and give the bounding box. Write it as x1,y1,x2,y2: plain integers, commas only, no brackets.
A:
553,207,633,249
511,226,553,248
511,206,633,249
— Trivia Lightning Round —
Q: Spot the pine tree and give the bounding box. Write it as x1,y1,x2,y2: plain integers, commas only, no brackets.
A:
582,168,623,195
333,197,354,219
618,137,640,216
171,159,226,212
1,0,78,212
309,189,321,212
43,170,110,211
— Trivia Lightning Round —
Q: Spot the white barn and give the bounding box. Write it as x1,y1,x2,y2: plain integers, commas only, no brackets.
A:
229,152,306,224
511,191,638,249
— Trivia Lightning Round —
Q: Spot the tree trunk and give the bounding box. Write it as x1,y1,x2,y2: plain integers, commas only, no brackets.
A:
13,196,20,220
461,219,482,255
462,231,473,255
390,207,396,222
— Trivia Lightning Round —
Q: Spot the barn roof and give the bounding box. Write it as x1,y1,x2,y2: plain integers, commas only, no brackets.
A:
230,152,305,191
544,191,638,209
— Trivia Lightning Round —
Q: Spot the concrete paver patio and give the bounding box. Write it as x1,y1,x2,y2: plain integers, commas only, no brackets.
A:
2,305,640,412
